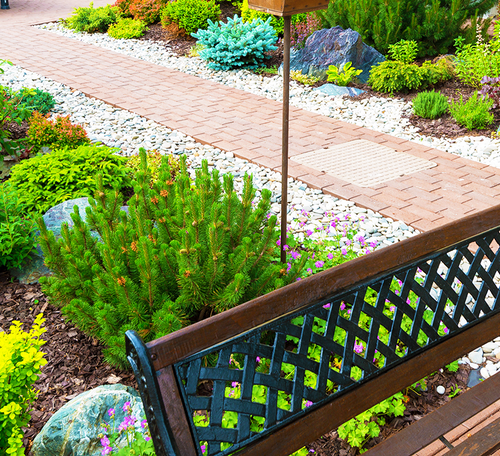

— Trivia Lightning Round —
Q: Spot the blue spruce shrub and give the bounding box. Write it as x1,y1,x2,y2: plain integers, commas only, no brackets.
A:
192,15,277,71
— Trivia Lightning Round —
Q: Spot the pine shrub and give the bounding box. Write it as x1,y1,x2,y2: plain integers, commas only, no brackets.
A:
8,144,130,215
108,18,148,39
38,149,306,367
63,2,118,33
160,0,220,35
15,88,55,115
192,15,278,71
412,90,449,119
449,91,494,130
315,0,496,57
26,112,90,152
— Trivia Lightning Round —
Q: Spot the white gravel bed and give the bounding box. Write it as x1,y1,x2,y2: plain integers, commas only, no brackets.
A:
34,22,500,167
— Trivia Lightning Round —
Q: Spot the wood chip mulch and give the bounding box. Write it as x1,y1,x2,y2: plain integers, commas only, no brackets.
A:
0,267,472,456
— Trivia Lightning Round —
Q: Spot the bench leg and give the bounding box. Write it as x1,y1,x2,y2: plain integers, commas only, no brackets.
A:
1,0,9,10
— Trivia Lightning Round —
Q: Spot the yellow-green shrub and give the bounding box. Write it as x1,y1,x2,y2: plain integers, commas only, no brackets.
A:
125,149,180,185
0,314,47,456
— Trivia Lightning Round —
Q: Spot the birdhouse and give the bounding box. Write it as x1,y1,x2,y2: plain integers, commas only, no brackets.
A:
247,0,328,16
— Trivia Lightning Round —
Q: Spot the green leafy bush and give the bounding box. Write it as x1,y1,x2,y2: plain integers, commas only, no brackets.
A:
26,111,90,152
0,182,37,269
240,0,285,35
8,145,130,215
112,0,134,17
388,39,418,64
108,18,148,38
326,62,362,85
14,88,55,115
412,90,449,119
290,70,320,86
449,91,494,130
125,149,180,184
192,15,278,71
160,0,220,34
316,0,495,57
0,313,47,456
38,149,305,367
129,0,166,24
63,2,118,33
454,26,500,87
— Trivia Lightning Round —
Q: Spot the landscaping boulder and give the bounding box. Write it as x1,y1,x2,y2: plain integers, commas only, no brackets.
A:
313,83,365,97
286,26,385,83
31,384,145,456
9,197,129,284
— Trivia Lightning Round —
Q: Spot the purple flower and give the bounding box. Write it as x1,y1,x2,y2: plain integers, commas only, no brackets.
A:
101,446,113,456
306,230,313,237
305,400,313,407
340,303,346,311
108,408,115,418
354,343,363,354
315,261,324,268
100,436,110,447
370,241,377,249
276,239,281,246
290,251,301,260
287,262,292,272
327,253,334,260
444,327,449,334
201,444,207,455
256,357,261,363
296,277,302,281
330,221,337,228
346,239,352,246
323,303,331,309
118,415,137,432
307,268,312,274
284,244,289,250
144,435,151,442
122,401,131,413
389,306,396,312
231,382,239,388
341,248,347,256
141,419,148,429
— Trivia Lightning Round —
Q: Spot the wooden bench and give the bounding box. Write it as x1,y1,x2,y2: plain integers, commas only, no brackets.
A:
125,205,500,456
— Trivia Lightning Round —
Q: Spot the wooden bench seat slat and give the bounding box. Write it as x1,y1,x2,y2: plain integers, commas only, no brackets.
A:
364,372,500,456
446,415,500,456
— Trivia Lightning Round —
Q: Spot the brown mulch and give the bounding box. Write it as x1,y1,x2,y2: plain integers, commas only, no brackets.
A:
0,267,472,456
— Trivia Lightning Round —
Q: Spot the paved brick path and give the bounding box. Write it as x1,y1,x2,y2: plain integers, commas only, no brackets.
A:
2,1,500,234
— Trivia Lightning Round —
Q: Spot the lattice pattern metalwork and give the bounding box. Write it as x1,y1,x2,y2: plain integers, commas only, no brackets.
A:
175,229,500,456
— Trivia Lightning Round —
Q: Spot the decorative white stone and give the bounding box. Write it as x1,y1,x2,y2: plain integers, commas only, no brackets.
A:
436,385,446,395
481,367,490,379
468,348,484,365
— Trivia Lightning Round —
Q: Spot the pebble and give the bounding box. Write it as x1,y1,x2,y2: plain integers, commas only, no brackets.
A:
436,385,446,395
34,22,500,167
468,348,484,365
481,367,490,379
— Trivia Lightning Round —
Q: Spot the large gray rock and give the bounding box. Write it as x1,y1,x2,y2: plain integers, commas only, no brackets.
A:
32,384,145,456
287,26,385,83
10,197,129,284
313,83,365,97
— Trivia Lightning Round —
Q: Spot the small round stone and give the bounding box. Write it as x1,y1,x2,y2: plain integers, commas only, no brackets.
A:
436,385,446,395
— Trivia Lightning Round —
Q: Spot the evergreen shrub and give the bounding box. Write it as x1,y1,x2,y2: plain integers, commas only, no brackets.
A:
449,91,494,130
192,15,278,71
0,182,37,269
129,0,166,24
0,314,47,456
160,0,220,35
15,88,55,115
9,144,130,215
108,18,148,38
315,0,495,57
26,112,90,152
63,2,118,33
38,149,306,367
412,90,449,119
240,0,285,35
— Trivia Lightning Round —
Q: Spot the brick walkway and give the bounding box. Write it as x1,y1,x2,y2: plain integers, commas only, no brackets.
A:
2,0,500,233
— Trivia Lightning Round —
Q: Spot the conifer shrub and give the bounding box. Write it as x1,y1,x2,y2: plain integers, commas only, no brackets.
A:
63,2,118,33
129,0,166,24
108,18,148,39
0,182,37,269
192,15,278,71
449,91,494,130
315,0,495,57
160,0,220,34
38,149,306,367
412,91,449,119
26,112,90,152
0,314,47,456
8,145,130,215
14,88,55,115
240,0,285,36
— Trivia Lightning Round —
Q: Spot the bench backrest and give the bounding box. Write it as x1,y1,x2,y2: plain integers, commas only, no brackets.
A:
126,205,500,456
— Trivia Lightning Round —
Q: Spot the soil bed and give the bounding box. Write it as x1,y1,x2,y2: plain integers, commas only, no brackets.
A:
0,268,472,456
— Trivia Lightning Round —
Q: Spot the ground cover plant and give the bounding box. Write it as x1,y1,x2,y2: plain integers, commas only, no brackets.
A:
62,2,118,33
449,91,494,129
412,90,449,119
108,18,148,39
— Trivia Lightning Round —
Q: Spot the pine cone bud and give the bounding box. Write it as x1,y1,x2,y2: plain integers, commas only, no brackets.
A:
131,241,138,252
158,217,166,223
183,270,191,278
150,196,159,204
160,190,168,197
117,276,126,286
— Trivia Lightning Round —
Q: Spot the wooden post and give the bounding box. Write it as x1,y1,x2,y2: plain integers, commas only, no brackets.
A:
280,15,291,264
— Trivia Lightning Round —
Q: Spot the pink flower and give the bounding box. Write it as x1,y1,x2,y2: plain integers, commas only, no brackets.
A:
305,400,313,407
341,248,347,256
327,253,334,260
315,261,324,268
122,402,131,413
100,436,110,447
290,251,301,260
141,419,148,429
323,303,331,309
256,357,261,363
201,444,207,455
306,230,313,237
340,303,346,311
108,408,115,418
307,268,312,274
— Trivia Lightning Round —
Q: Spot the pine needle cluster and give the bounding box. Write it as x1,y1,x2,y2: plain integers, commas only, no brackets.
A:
38,149,305,367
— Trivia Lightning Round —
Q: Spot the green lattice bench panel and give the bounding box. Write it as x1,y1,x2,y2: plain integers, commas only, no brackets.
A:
126,205,500,456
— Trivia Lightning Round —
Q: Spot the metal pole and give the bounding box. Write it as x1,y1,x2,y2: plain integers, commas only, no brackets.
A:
1,0,10,9
280,15,291,264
